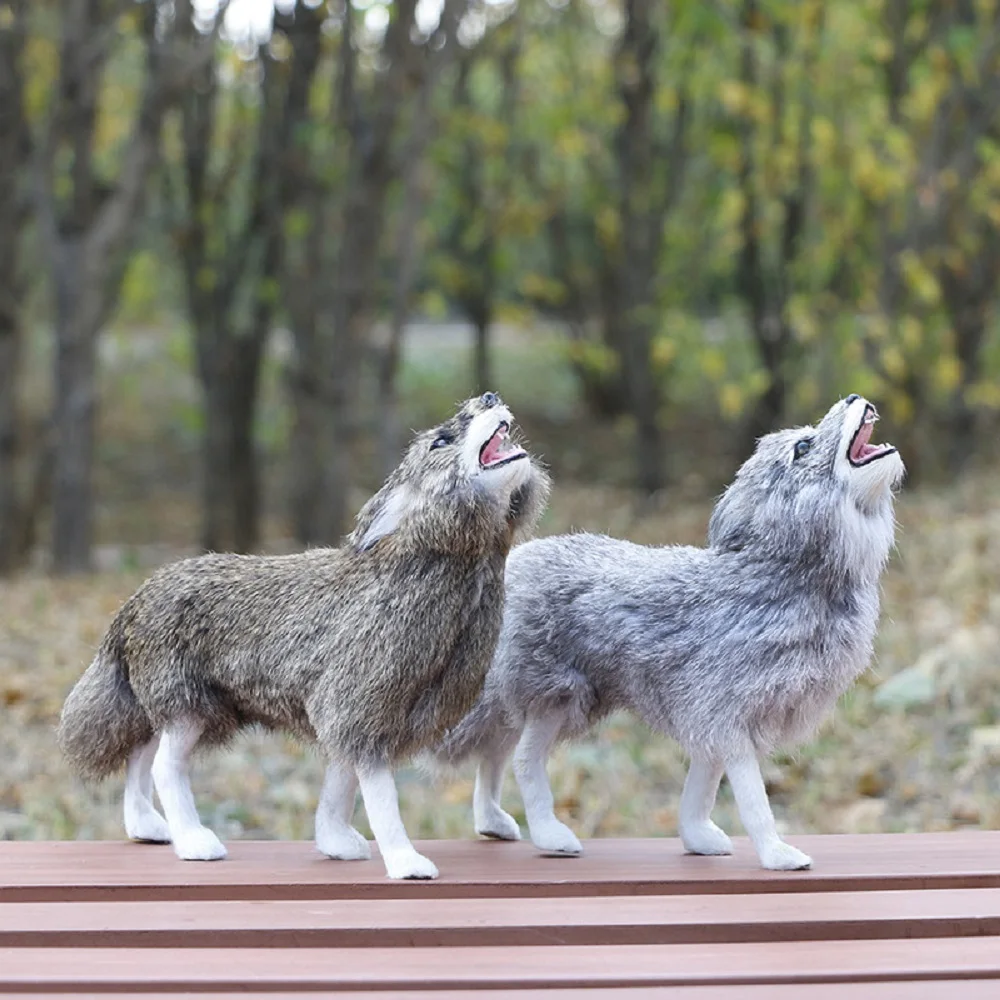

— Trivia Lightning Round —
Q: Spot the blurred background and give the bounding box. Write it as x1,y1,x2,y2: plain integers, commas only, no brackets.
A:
2,0,1000,845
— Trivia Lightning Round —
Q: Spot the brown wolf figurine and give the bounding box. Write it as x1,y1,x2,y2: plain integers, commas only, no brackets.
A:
58,393,549,879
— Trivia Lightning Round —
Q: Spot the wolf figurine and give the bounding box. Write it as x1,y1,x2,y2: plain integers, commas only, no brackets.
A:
438,394,903,870
58,392,549,879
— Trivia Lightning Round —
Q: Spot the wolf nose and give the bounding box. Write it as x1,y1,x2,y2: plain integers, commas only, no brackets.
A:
481,391,499,408
845,393,861,404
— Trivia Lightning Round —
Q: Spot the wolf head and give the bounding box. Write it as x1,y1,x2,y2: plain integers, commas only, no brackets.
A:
350,392,548,554
708,395,904,575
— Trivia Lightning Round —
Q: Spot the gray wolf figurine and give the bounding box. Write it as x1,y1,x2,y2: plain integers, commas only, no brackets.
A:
58,392,549,879
438,394,903,870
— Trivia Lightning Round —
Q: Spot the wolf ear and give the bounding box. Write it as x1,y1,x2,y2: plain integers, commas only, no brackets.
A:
353,485,415,552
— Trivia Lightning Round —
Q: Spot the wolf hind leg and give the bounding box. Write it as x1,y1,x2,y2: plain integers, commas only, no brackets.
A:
124,735,171,844
357,764,438,880
513,708,582,856
151,716,227,861
473,728,521,842
725,751,811,871
315,759,371,861
678,754,732,856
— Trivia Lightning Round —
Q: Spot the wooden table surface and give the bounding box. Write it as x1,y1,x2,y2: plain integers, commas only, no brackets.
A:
1,833,999,995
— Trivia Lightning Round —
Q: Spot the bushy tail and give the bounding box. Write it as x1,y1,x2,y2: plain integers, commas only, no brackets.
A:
434,683,515,768
56,635,153,780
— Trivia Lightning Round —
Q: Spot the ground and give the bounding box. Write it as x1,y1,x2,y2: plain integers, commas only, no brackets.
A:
2,476,999,845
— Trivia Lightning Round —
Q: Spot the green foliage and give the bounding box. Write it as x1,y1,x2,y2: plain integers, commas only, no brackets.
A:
14,0,1000,491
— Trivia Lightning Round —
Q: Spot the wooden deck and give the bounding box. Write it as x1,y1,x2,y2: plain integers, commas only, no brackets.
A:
1,833,999,995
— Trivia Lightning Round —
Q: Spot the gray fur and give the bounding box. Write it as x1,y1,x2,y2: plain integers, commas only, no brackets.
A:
58,393,549,858
439,396,903,869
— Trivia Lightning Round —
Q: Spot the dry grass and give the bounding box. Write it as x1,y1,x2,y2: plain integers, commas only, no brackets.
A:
3,474,1000,846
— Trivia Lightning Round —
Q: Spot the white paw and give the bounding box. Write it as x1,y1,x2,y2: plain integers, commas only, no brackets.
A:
475,807,521,842
759,841,812,871
531,820,582,856
317,825,371,861
383,850,439,880
125,810,172,844
172,827,227,861
680,821,733,857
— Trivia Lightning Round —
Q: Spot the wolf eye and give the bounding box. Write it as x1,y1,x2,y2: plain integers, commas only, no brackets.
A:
793,438,812,460
430,434,453,450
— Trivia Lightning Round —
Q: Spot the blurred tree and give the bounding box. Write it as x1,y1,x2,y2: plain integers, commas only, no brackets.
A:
33,0,218,572
376,0,465,476
713,0,826,448
607,0,691,493
163,0,323,552
863,0,1000,472
431,8,523,395
0,0,45,573
281,0,460,544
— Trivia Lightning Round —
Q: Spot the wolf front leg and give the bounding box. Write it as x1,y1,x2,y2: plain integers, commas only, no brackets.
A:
315,759,371,861
356,765,438,879
151,716,227,861
724,752,811,870
513,709,582,855
678,755,733,856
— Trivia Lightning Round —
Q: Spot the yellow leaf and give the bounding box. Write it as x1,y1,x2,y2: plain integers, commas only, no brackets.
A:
934,353,962,393
900,316,922,351
595,205,620,251
718,188,746,229
870,38,892,63
967,378,1000,409
718,80,750,115
719,382,745,420
881,344,907,381
700,347,726,382
889,390,915,424
810,117,837,158
899,250,941,305
787,296,819,342
651,337,677,370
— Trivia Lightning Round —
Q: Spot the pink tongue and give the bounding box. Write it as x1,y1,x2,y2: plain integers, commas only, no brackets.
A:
851,421,876,462
482,432,504,465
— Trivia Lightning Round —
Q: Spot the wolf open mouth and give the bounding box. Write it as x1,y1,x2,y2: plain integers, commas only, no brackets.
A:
848,404,896,467
479,422,526,469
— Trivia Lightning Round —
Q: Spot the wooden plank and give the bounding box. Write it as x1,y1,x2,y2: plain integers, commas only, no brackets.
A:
1,888,1000,948
0,939,999,991
3,834,1000,902
5,988,1000,1000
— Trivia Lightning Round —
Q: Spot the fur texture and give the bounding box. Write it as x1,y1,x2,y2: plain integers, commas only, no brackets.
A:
438,395,903,870
58,392,549,878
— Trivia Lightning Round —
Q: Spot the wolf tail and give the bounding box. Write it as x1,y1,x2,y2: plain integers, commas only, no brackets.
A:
434,683,515,767
56,632,154,780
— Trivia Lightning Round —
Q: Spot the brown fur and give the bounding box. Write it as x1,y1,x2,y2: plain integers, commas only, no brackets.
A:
58,394,549,778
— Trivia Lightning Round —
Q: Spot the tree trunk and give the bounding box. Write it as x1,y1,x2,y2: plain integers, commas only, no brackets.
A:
197,334,264,553
287,326,326,546
39,0,219,573
0,310,23,572
0,0,34,573
616,307,664,493
741,318,791,450
473,313,492,394
50,243,98,573
611,0,675,494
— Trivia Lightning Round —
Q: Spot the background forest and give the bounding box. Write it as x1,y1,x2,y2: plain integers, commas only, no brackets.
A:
2,0,1000,845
